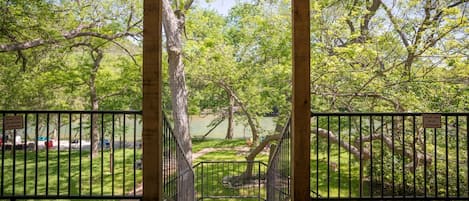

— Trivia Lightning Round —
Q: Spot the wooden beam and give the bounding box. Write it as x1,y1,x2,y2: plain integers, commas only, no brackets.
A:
143,0,163,200
291,0,310,200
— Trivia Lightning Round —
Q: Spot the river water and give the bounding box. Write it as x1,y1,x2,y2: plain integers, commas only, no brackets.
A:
189,115,276,139
2,114,276,141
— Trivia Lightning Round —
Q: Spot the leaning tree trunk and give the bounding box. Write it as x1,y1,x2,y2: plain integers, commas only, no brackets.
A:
239,134,281,180
226,94,235,139
219,83,259,143
162,0,193,200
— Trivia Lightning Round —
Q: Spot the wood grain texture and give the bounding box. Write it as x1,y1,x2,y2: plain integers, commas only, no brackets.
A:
143,0,163,200
292,0,311,200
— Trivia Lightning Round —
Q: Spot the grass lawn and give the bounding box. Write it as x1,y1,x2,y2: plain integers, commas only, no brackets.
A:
311,147,364,198
0,148,142,197
192,138,367,199
192,139,269,201
192,138,248,153
5,137,460,200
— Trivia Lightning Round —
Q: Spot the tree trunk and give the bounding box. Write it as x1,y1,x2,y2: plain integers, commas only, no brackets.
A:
240,134,280,180
219,82,259,143
162,0,192,165
240,104,259,143
226,94,235,139
89,49,102,157
162,0,193,200
201,117,224,139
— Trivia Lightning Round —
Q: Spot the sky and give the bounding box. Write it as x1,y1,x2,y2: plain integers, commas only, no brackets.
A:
196,0,241,16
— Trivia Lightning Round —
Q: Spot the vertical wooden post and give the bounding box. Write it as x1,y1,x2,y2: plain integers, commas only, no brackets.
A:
143,0,162,200
292,0,310,200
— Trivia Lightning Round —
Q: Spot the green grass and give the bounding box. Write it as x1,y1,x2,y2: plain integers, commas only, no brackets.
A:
310,131,469,198
311,147,363,198
192,138,248,153
0,148,142,197
4,137,464,200
192,139,269,200
194,161,266,201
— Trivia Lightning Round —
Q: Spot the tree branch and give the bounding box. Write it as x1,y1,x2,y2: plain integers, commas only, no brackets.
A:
1,19,142,53
312,92,405,111
380,1,410,48
313,127,367,159
358,0,381,42
0,24,93,52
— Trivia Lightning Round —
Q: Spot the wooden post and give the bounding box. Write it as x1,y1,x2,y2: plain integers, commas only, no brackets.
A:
292,0,310,200
143,0,163,200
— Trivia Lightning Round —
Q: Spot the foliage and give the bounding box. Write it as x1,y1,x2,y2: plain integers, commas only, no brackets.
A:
309,0,468,112
0,0,142,111
0,0,467,197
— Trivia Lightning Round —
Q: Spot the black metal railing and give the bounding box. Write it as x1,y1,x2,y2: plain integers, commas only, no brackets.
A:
311,113,469,200
266,119,291,201
194,161,267,200
163,114,195,201
0,110,143,200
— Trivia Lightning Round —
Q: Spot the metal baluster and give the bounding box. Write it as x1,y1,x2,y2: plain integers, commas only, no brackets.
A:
23,113,28,196
391,115,395,198
57,113,61,196
327,116,330,198
338,116,341,198
370,115,373,198
348,115,351,198
79,113,82,196
68,113,72,196
456,115,459,198
467,115,469,198
445,115,449,198
402,115,406,198
434,127,437,198
316,116,319,198
413,115,416,198
112,113,115,196
424,127,427,198
13,113,17,196
46,113,49,196
380,115,384,198
90,112,93,196
123,114,126,195
101,113,104,196
1,113,5,196
359,115,363,197
35,113,39,196
133,114,137,197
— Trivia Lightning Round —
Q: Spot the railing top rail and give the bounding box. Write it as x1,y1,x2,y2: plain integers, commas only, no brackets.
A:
194,160,266,164
0,195,143,199
3,111,467,116
0,110,142,114
311,112,469,116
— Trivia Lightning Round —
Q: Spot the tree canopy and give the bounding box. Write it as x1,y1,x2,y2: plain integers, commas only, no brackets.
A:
0,0,467,135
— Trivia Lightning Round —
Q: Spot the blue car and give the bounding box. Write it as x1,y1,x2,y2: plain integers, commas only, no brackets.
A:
100,139,110,149
38,136,48,141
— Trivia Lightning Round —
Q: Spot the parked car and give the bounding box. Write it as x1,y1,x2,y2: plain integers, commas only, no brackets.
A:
100,139,110,149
